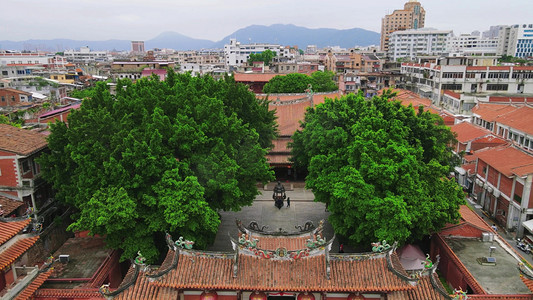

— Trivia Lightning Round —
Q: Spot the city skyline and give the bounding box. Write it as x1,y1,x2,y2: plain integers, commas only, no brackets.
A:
1,0,532,43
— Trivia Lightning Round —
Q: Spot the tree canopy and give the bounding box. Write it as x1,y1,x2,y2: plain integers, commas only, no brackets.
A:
263,71,337,93
38,71,277,262
291,90,464,247
248,49,277,66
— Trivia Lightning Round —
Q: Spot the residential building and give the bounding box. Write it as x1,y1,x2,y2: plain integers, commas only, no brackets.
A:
401,62,533,107
0,88,32,108
0,218,49,300
497,24,533,58
380,0,426,52
223,39,294,68
447,34,499,56
131,41,145,53
63,46,111,63
388,28,452,60
111,60,175,80
0,125,50,216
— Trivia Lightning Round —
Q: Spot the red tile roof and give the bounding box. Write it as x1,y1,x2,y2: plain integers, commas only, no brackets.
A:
34,288,104,299
495,106,533,136
458,205,494,233
0,124,48,156
443,90,461,99
476,145,533,177
520,274,533,293
451,122,491,144
149,251,414,293
255,236,309,251
0,219,31,246
0,88,32,96
0,235,40,271
468,295,533,299
115,271,179,300
388,274,449,300
0,196,24,216
472,103,519,123
14,269,53,300
234,73,281,83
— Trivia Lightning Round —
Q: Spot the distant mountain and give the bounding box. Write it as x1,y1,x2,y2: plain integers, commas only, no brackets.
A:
0,24,379,52
146,31,214,50
213,24,380,49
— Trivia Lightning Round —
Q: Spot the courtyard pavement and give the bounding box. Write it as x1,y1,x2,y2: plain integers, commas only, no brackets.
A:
208,188,350,253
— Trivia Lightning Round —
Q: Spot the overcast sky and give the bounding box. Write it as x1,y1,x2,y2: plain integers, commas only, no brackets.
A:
1,0,532,42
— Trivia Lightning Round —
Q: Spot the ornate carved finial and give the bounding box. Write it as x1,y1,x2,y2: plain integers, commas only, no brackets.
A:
134,251,146,265
306,233,326,250
99,283,111,295
165,233,175,250
452,287,468,300
423,254,433,269
371,240,391,253
175,236,194,249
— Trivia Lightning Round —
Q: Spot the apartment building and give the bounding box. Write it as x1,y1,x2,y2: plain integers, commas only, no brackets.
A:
63,46,111,63
389,28,452,60
380,0,426,52
447,34,499,56
497,24,533,58
223,39,294,68
401,61,533,108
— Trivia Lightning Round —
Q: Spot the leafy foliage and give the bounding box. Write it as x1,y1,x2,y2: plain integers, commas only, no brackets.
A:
291,90,464,246
38,71,276,262
263,71,337,93
248,49,277,66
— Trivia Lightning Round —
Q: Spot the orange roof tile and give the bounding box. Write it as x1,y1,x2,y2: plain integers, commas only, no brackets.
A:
0,235,39,271
149,251,413,293
472,103,519,123
466,66,488,71
234,73,281,83
0,196,24,216
443,90,461,99
458,205,494,233
0,124,48,156
255,236,309,251
451,122,491,143
34,288,104,298
468,295,533,299
476,145,533,177
388,274,449,300
496,106,533,136
0,219,31,246
14,269,53,300
520,274,533,293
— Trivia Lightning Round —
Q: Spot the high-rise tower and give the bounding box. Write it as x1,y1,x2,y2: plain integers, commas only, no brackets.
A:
380,0,425,52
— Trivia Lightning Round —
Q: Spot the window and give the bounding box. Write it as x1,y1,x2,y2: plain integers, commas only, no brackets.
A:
11,96,15,102
1,96,4,102
486,84,508,91
441,84,462,90
21,160,31,173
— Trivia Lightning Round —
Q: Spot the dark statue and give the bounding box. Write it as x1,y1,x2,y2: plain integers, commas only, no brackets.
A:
272,181,286,209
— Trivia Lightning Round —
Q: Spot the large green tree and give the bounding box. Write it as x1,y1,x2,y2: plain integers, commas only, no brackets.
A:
291,90,464,246
263,71,337,93
38,71,276,262
248,49,277,66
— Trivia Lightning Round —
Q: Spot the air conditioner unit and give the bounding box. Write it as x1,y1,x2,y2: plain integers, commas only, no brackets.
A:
59,255,70,264
482,232,494,242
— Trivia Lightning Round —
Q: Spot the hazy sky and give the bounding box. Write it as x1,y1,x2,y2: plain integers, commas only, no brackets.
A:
1,0,532,42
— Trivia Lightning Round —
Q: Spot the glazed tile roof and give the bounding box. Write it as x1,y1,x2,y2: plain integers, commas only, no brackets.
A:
0,195,24,217
0,218,31,246
0,235,39,271
476,145,533,177
388,274,449,300
14,269,53,300
451,122,491,144
115,271,179,300
0,124,48,156
495,106,533,136
149,251,414,293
